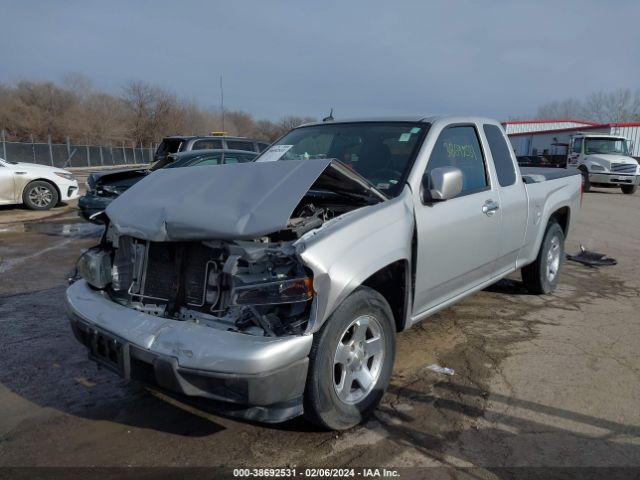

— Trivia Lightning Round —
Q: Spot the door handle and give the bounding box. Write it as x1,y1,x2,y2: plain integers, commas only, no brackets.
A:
15,171,27,175
482,200,499,216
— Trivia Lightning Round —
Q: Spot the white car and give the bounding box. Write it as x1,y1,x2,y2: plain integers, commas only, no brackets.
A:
0,157,79,210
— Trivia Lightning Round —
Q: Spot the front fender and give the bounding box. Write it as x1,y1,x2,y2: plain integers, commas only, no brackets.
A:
296,187,415,333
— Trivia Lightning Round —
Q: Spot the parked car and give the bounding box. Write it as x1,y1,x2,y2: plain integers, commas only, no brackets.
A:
0,157,79,210
154,135,270,163
78,149,257,222
66,116,581,430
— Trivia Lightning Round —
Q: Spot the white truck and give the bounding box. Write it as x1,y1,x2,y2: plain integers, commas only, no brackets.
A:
567,134,638,194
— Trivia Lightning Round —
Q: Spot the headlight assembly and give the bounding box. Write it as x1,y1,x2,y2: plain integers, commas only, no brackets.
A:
54,171,75,181
77,248,112,289
231,277,314,306
590,164,605,172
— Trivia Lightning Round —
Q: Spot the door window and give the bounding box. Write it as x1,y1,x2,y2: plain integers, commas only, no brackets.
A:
572,138,582,154
226,140,255,151
192,139,223,150
426,126,489,196
483,124,516,187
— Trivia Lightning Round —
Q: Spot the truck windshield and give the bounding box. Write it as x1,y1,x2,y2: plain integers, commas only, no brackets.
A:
584,138,630,156
256,122,428,196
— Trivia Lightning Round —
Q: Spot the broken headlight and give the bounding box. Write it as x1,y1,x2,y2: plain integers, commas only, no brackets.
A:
231,277,313,306
77,248,112,289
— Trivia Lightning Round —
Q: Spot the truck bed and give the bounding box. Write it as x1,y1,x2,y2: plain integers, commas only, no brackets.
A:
521,167,580,184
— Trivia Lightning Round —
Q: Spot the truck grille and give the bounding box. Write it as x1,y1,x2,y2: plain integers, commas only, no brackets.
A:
611,163,637,174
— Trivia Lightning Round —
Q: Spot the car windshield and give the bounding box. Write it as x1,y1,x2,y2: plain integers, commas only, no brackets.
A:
256,122,428,196
584,138,630,155
0,158,18,165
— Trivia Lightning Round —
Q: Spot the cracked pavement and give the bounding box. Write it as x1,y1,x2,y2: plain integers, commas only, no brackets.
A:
0,189,639,474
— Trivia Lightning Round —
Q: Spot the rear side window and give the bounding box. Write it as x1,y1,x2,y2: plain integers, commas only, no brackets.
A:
426,125,488,195
483,124,516,187
226,140,255,151
192,139,223,150
156,139,182,156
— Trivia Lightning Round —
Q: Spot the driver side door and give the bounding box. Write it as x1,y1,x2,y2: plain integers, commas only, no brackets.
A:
412,124,501,318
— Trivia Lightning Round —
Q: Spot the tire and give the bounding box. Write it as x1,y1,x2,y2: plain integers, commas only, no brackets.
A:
22,180,59,210
621,185,637,195
580,167,591,193
304,286,396,430
521,221,565,294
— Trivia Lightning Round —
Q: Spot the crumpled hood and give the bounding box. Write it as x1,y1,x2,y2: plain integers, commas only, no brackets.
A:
106,158,380,241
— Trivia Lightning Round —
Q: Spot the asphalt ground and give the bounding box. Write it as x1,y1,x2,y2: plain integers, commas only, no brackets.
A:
0,183,639,478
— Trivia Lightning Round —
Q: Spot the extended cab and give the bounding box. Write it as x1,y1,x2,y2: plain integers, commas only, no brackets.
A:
66,116,581,430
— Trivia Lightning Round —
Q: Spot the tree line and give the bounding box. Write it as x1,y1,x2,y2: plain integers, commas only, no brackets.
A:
0,74,316,145
534,88,640,123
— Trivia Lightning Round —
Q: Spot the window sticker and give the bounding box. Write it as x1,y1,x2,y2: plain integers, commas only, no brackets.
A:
399,133,412,142
256,145,293,162
410,127,421,134
443,142,477,159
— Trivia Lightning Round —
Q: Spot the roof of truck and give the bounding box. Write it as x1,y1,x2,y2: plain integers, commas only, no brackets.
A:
300,115,502,127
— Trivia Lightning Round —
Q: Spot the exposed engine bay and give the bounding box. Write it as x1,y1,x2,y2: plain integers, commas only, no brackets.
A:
78,186,373,337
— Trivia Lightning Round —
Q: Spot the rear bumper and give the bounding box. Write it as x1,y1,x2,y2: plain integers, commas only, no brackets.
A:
65,280,313,421
589,172,639,185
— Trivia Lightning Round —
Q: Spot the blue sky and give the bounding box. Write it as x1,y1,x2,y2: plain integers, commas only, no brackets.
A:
1,0,639,121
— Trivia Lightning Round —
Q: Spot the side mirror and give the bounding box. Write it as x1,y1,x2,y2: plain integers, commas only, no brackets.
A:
422,166,463,202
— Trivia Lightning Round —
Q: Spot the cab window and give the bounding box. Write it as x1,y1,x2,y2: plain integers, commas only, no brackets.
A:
426,125,488,196
572,138,582,154
483,124,516,187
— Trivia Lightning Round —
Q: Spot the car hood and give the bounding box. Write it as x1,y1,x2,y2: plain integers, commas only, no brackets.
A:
586,154,639,166
12,162,73,175
106,158,385,241
88,168,149,189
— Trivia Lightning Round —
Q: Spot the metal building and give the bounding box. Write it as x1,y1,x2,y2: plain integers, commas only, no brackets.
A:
502,120,640,158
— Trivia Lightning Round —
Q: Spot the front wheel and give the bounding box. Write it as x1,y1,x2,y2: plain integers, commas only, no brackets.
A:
621,185,637,195
304,287,395,430
22,180,59,210
521,221,565,294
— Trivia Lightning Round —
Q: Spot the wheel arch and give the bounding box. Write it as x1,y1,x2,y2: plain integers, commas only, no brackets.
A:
360,259,412,332
22,178,61,202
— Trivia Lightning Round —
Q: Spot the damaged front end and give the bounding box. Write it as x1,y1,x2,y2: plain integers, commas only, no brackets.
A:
78,231,315,337
75,158,383,338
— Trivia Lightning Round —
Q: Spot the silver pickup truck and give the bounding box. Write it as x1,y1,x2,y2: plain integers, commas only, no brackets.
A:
66,116,581,430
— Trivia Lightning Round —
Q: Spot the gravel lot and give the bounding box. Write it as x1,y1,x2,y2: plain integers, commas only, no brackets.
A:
1,187,639,476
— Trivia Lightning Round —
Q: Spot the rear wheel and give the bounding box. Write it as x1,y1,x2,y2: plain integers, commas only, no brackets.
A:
522,221,565,294
304,287,395,430
22,180,59,210
621,185,637,195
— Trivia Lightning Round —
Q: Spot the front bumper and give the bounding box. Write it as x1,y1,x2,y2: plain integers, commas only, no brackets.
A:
589,172,639,185
66,280,313,421
59,180,80,201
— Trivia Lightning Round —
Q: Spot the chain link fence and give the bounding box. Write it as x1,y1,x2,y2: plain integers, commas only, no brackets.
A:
1,131,156,169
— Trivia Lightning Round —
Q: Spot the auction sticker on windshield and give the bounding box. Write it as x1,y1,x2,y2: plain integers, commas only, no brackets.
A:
257,145,293,162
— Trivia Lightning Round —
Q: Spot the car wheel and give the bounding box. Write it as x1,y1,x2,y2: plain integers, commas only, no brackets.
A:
579,167,591,193
304,286,395,430
521,220,565,294
22,180,59,210
621,185,637,195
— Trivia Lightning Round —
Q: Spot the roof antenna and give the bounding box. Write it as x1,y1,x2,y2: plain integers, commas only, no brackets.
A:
323,108,334,122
